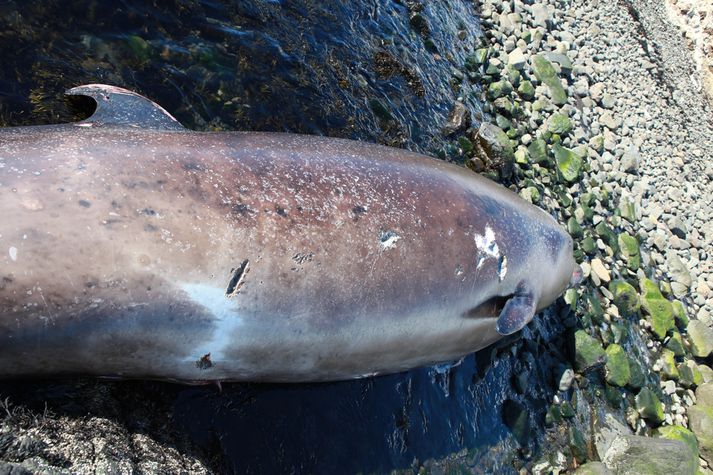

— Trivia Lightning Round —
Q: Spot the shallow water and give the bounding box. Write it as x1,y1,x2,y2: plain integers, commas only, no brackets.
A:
0,1,572,472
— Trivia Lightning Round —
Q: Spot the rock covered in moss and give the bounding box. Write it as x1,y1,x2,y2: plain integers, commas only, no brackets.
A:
635,387,664,425
678,359,703,388
659,348,679,380
547,112,573,135
687,320,713,358
602,435,697,475
639,279,674,340
617,233,641,270
553,144,583,183
655,425,699,460
609,280,640,316
531,54,567,105
688,383,713,464
575,330,606,372
604,344,630,387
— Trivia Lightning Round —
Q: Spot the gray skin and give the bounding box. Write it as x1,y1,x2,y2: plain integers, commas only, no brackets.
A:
0,85,576,383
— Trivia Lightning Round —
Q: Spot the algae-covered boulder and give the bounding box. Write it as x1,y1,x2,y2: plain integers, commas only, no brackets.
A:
635,387,664,425
655,425,699,460
553,144,583,183
602,435,697,475
617,233,641,270
575,330,606,372
639,279,674,340
609,280,640,316
604,344,630,387
531,54,567,105
547,112,573,135
687,319,713,358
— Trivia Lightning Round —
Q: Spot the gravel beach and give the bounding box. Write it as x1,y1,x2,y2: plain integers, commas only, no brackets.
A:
472,0,713,471
1,0,712,473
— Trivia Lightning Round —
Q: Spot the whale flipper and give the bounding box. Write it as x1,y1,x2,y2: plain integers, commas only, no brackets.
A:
66,84,184,131
496,288,536,335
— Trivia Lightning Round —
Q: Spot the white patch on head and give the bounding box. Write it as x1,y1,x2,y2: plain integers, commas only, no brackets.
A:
474,225,500,269
8,246,17,262
379,230,401,251
179,282,244,363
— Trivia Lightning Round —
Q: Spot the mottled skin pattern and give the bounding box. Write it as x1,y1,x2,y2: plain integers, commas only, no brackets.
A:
0,86,575,382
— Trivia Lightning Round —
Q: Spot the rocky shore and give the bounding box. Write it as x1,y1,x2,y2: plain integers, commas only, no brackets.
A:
466,0,713,472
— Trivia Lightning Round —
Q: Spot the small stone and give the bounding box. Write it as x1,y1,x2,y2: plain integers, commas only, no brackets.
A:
672,300,689,329
527,139,549,164
665,331,686,356
507,47,527,70
465,48,489,70
620,146,640,173
678,359,704,388
517,80,535,100
668,217,688,239
559,368,575,392
473,123,514,178
442,101,470,135
618,233,641,270
591,258,611,283
487,79,513,99
601,93,615,109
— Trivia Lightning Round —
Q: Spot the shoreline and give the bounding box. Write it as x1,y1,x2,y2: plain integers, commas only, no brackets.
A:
469,0,713,471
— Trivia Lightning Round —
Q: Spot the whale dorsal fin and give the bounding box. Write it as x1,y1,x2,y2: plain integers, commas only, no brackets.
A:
495,285,536,335
66,84,184,131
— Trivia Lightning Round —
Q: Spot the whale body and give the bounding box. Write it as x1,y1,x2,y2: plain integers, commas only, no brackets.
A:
0,84,575,383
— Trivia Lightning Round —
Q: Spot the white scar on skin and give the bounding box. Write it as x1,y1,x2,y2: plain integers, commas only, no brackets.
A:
180,283,245,363
474,226,502,270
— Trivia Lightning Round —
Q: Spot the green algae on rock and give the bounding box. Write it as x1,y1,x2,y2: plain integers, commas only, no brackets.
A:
604,344,630,387
553,144,583,183
609,280,640,316
531,54,567,105
635,387,664,425
639,279,674,340
575,330,606,372
687,319,713,358
547,112,573,135
617,233,641,270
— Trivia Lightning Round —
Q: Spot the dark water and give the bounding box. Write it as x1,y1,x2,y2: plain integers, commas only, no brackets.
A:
0,1,573,473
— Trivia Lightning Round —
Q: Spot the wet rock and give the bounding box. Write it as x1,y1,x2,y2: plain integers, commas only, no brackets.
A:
527,138,549,164
531,54,567,105
487,79,513,99
602,435,697,475
627,356,645,389
442,101,470,135
473,123,514,178
672,300,689,329
635,387,664,425
609,280,640,316
502,399,530,446
575,329,606,372
687,320,713,358
465,48,489,70
639,279,674,340
553,144,583,183
605,344,630,387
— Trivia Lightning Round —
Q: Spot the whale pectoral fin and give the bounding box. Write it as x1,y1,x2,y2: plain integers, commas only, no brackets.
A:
65,84,185,131
496,290,536,336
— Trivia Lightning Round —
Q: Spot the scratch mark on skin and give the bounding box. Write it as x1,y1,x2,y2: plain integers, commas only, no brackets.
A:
8,247,17,262
226,259,250,297
195,353,214,370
